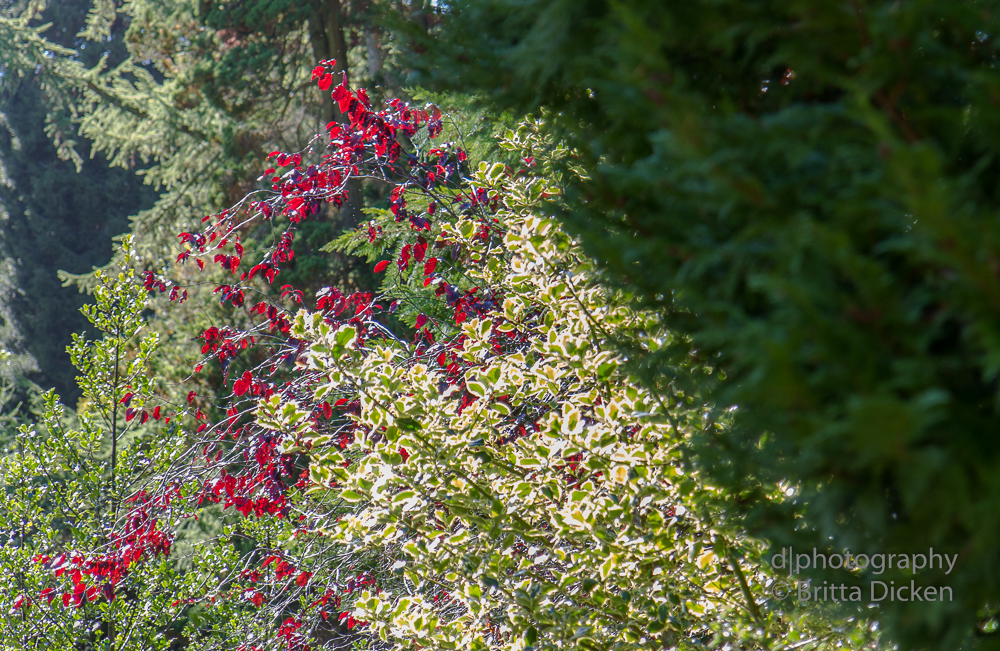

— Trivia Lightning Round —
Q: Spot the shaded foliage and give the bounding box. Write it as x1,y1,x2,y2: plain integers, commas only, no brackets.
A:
0,0,157,401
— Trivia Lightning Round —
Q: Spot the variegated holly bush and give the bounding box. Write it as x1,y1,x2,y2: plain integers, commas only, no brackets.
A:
264,122,882,651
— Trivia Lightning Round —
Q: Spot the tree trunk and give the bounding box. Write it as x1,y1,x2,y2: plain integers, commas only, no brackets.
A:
309,0,363,230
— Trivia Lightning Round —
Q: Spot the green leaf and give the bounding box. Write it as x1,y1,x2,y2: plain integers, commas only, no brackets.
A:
340,490,364,503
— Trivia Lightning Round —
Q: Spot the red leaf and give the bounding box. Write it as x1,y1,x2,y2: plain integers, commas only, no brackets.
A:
415,314,428,329
296,571,311,587
153,406,161,420
424,258,438,275
187,391,197,404
414,241,428,262
318,73,333,90
374,260,390,273
234,371,253,396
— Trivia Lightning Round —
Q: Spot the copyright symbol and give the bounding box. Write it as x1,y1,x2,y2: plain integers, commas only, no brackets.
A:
767,579,790,600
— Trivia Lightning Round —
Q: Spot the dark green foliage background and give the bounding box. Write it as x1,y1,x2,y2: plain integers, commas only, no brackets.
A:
0,0,157,403
413,0,1000,648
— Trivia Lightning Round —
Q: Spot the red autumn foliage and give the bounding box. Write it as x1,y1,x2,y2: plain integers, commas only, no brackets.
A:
29,59,520,649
